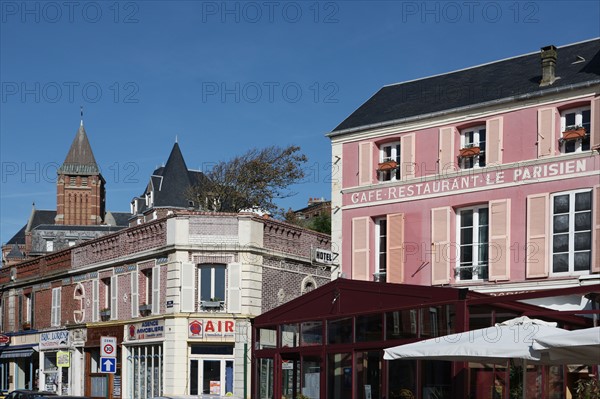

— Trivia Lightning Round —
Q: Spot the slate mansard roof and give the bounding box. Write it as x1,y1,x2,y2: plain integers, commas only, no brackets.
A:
331,38,600,134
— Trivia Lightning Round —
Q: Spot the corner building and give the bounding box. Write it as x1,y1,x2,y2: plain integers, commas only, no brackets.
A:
329,39,600,297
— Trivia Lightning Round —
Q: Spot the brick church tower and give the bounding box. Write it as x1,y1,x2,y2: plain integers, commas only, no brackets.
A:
55,121,106,225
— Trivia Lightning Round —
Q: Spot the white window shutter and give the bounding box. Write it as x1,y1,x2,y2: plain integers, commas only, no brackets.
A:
387,213,405,283
226,263,242,313
438,127,456,173
486,117,503,165
352,217,370,280
110,275,118,320
537,108,556,158
131,271,139,318
358,142,373,186
593,185,600,273
526,193,549,278
180,263,196,312
489,199,511,281
51,288,61,326
92,279,99,322
152,265,160,314
431,207,451,285
590,97,600,150
400,133,415,179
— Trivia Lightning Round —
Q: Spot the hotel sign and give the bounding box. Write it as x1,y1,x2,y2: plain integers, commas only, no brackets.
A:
345,158,594,206
313,248,334,265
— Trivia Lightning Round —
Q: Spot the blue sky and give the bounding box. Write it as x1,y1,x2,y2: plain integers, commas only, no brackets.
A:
1,0,599,244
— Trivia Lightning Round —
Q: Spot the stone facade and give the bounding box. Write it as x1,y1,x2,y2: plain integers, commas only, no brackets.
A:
0,211,333,398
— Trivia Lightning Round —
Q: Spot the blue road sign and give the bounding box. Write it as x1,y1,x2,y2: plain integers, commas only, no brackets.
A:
100,357,116,373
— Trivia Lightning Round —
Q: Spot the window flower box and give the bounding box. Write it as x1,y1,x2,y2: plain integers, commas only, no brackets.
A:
458,146,480,158
139,303,152,316
100,309,111,320
201,300,223,310
377,160,398,171
562,126,586,140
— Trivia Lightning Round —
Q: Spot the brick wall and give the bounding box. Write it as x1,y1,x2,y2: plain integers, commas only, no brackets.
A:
72,219,166,267
261,257,331,312
262,218,331,259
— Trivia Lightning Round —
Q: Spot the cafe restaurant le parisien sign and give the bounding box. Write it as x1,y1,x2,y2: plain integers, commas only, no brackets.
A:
344,157,597,207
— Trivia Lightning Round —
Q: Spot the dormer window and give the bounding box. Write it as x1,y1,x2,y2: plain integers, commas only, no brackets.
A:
459,126,486,169
378,142,400,182
560,107,590,153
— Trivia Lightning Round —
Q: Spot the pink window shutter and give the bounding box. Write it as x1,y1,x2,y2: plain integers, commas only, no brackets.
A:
352,217,370,280
438,127,456,174
486,117,503,165
431,207,451,285
591,96,600,150
400,133,415,180
387,213,405,283
593,185,600,273
489,199,511,281
526,193,549,278
537,108,556,158
358,142,373,186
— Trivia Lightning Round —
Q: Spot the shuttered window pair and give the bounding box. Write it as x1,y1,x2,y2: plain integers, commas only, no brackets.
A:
180,263,242,313
358,134,415,185
527,186,599,277
431,199,510,284
538,97,600,157
352,214,405,283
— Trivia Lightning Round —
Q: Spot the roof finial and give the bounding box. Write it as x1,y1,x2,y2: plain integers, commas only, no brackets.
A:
80,105,84,126
175,134,178,143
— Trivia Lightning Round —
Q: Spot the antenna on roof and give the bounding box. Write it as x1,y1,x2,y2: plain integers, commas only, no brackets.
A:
80,105,84,126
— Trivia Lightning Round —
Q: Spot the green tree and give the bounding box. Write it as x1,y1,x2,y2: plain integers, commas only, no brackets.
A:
186,145,308,215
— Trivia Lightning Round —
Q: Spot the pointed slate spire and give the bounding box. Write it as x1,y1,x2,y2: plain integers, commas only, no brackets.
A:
58,123,100,175
152,142,193,207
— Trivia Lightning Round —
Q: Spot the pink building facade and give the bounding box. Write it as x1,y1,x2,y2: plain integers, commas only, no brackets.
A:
329,40,600,299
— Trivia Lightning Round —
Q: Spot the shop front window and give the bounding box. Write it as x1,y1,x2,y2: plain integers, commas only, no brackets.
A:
128,344,162,399
422,360,451,399
327,353,352,399
388,360,416,399
300,321,322,346
385,310,417,340
257,358,274,399
258,327,277,349
301,357,320,399
356,314,383,342
327,318,353,345
356,351,381,399
281,324,300,348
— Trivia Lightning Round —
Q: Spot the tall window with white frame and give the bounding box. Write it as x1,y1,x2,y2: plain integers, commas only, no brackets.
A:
457,206,489,281
460,126,486,169
551,189,592,274
51,287,61,327
199,264,226,307
560,107,591,153
379,142,400,181
375,218,387,282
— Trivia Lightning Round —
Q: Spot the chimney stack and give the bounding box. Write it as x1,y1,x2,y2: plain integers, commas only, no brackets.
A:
540,45,558,87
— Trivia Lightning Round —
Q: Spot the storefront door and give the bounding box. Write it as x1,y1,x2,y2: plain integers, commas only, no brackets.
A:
189,358,233,396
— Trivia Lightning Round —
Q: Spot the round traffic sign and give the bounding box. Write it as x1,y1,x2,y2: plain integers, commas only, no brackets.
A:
104,344,114,355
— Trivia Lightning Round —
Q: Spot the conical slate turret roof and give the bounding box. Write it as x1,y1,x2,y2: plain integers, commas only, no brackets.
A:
58,123,100,175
